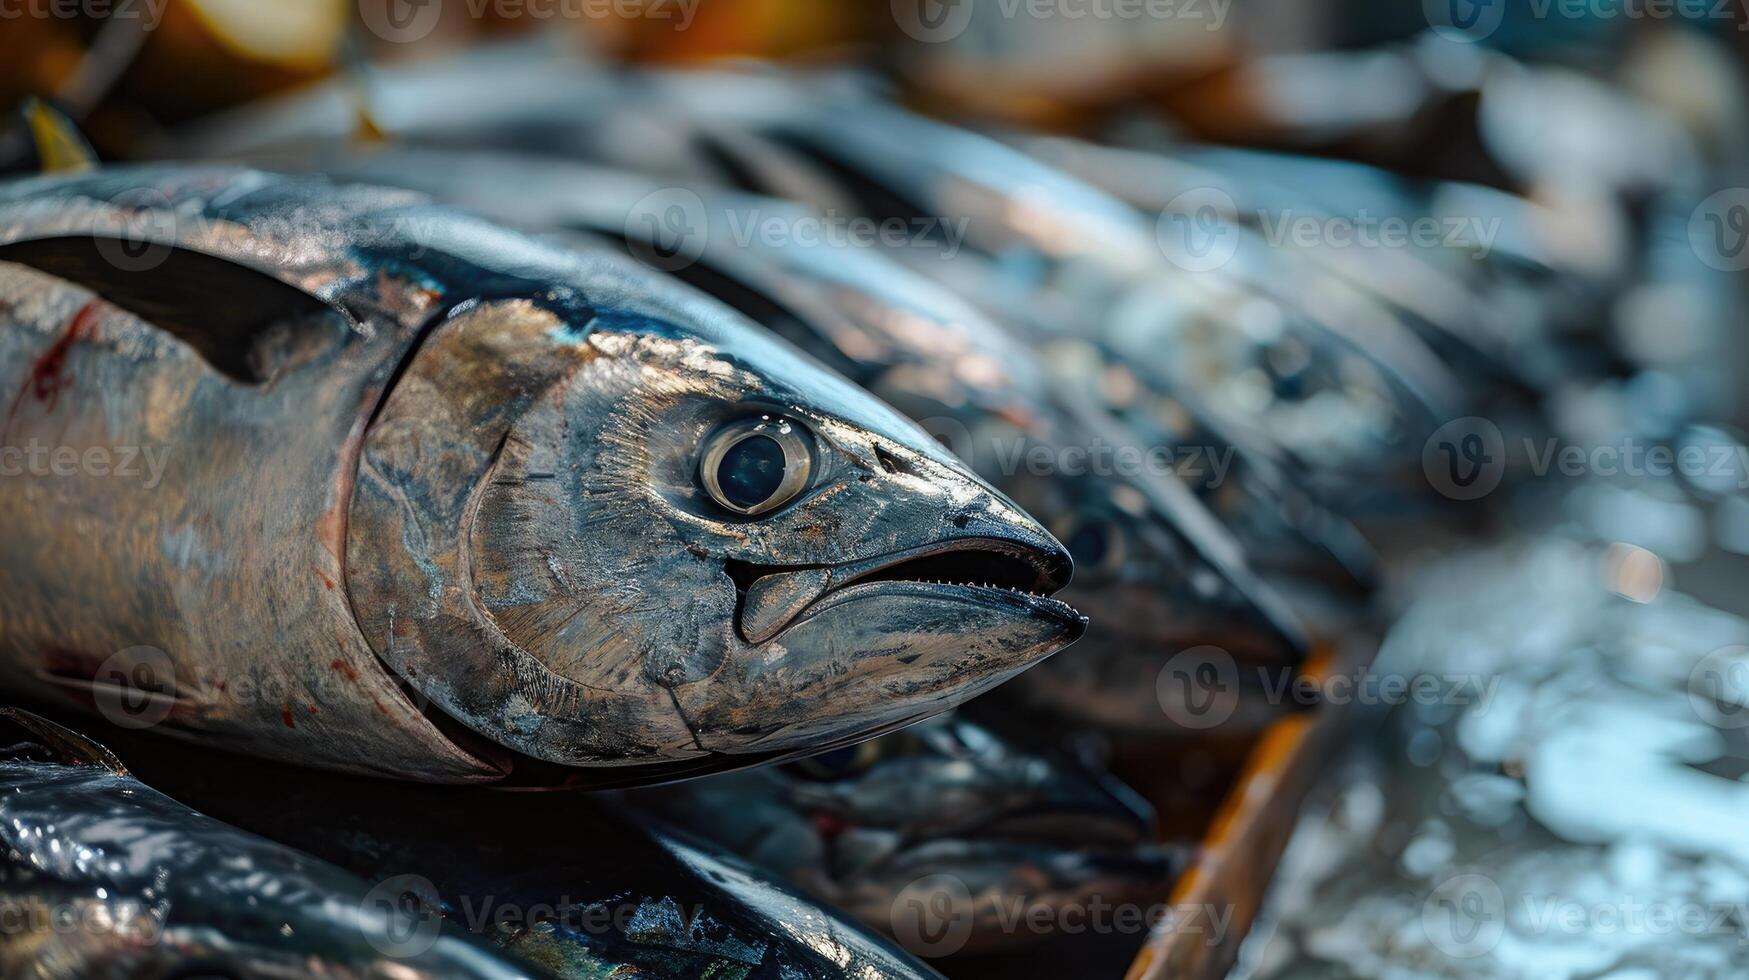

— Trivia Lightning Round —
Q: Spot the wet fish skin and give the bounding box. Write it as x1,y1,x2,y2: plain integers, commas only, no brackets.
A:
625,717,1187,956
177,49,1402,570
70,712,947,980
308,147,1305,676
0,710,531,980
0,167,1081,783
310,149,1327,753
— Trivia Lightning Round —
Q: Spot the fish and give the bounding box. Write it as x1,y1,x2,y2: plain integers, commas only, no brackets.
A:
186,56,1390,587
0,707,946,980
0,166,1083,784
301,147,1310,733
624,716,1188,956
0,708,532,979
665,94,1466,508
1014,133,1590,400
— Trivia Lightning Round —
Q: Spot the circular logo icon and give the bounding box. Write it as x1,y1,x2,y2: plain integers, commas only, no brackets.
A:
913,416,977,469
1422,0,1505,43
623,187,710,273
359,0,443,43
1422,416,1506,501
361,873,443,958
91,646,176,730
93,188,177,274
1156,645,1239,730
1422,873,1505,958
889,873,974,958
1689,645,1749,729
1155,188,1240,273
892,0,977,43
1689,188,1749,273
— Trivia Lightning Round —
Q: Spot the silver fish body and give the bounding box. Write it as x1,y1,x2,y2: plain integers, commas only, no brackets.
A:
308,148,1311,731
0,167,1083,783
0,710,530,980
197,57,1390,589
0,708,946,980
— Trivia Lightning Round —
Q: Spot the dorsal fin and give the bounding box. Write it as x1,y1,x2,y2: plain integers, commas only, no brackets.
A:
0,707,127,775
352,98,388,145
0,235,350,383
22,98,96,174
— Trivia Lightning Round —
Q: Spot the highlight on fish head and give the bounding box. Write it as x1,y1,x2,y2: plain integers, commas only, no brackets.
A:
346,243,1084,775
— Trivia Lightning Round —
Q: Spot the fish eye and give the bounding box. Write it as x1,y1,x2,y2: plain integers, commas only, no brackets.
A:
700,413,815,516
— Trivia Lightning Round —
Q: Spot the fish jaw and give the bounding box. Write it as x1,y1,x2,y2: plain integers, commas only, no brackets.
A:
676,575,1084,757
347,262,1083,777
667,457,1085,756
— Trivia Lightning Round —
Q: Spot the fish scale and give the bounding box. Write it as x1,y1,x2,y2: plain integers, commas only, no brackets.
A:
0,166,1084,785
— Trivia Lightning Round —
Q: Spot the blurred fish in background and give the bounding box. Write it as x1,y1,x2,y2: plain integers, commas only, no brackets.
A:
2,1,1749,978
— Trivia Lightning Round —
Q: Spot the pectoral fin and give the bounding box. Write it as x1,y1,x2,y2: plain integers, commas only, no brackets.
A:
0,234,351,383
0,707,127,775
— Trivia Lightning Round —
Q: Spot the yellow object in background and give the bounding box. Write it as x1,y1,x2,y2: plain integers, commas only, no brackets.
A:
24,98,97,173
183,0,349,70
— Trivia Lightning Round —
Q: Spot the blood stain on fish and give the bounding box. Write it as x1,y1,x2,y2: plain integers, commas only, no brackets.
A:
6,299,102,428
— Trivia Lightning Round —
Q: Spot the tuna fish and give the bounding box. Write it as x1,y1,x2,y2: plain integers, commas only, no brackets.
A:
0,167,1082,784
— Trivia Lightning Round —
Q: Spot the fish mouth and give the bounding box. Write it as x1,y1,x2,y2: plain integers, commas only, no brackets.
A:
726,537,1081,645
808,788,1182,924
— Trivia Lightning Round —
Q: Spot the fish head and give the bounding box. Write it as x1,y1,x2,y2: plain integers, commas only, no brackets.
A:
349,240,1082,776
771,720,1183,950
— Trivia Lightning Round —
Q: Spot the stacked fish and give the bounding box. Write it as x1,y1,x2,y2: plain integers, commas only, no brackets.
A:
0,29,1733,980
